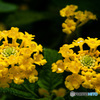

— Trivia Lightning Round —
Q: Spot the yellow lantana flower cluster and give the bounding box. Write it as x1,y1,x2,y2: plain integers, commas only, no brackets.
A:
51,37,100,94
38,88,49,97
60,5,97,34
38,88,66,97
0,27,47,88
52,88,66,97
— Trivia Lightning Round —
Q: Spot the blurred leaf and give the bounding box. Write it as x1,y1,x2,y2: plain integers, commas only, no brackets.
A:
10,79,38,92
0,80,39,99
0,1,18,13
0,87,35,99
0,95,6,100
54,97,65,100
5,11,54,26
38,98,51,100
22,79,39,93
38,48,63,92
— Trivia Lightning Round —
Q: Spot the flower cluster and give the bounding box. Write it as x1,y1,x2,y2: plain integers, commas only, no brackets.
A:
38,88,49,97
60,5,97,34
38,88,66,97
51,37,100,94
0,27,47,88
52,88,66,97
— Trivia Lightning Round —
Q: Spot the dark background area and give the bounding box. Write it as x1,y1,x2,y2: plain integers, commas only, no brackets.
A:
0,0,100,99
0,0,100,50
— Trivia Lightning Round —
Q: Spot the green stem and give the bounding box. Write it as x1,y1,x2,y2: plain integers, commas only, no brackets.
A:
22,84,39,98
64,29,78,44
77,19,89,28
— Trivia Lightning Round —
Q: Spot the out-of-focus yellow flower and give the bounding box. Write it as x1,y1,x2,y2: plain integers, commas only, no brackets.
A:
84,11,97,20
75,11,87,22
0,27,47,88
29,73,38,83
38,88,49,97
81,71,96,89
52,88,66,97
51,37,100,94
0,23,6,31
19,4,29,10
62,19,76,34
92,74,100,94
75,11,97,22
60,5,78,17
60,5,97,34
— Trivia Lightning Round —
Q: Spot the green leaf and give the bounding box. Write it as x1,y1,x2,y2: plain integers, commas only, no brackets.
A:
54,97,65,100
0,80,39,99
0,95,7,100
0,1,18,13
38,98,51,100
22,79,39,92
38,48,63,92
10,80,38,93
5,11,54,26
43,48,62,68
0,87,34,99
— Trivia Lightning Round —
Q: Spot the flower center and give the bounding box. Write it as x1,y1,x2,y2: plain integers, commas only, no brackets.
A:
80,55,95,68
2,47,17,57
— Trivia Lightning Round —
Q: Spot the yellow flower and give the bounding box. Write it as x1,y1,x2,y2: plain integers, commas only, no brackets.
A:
60,5,97,34
19,4,29,11
75,10,96,22
38,88,49,97
85,37,100,50
52,37,100,93
14,78,24,84
75,11,87,22
65,74,84,90
92,74,100,94
0,77,11,88
0,27,47,88
33,53,47,65
84,11,97,20
67,61,81,74
82,71,96,89
51,60,65,73
0,23,6,31
60,5,78,17
52,88,66,97
72,37,85,50
62,19,76,34
58,44,74,57
29,74,38,83
8,27,20,39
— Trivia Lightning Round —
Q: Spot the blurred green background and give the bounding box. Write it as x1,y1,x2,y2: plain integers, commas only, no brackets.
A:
0,0,100,99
